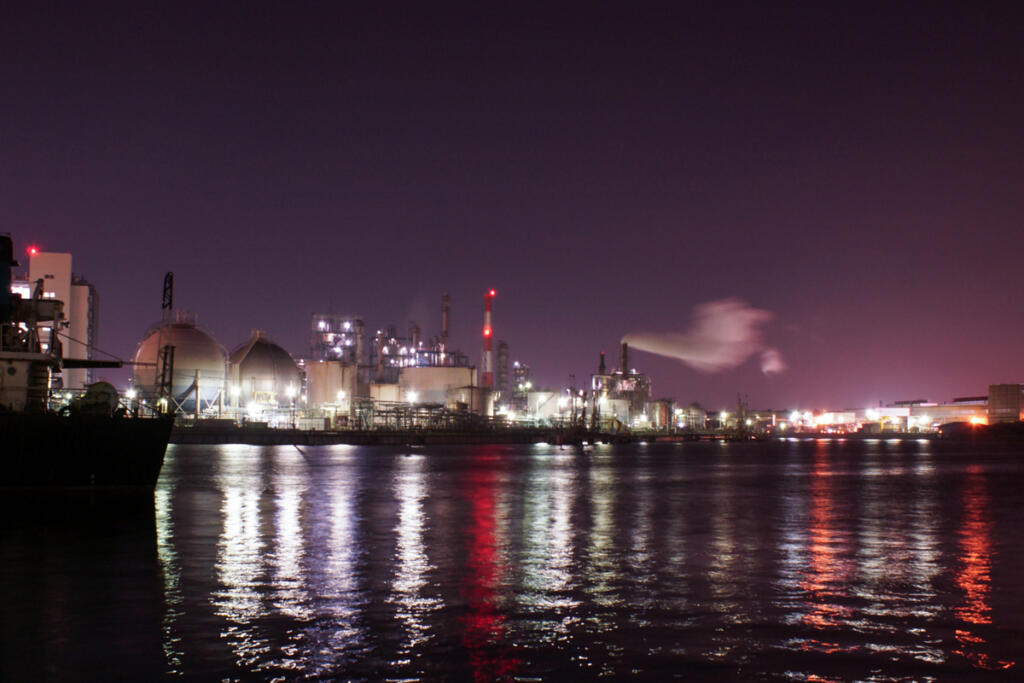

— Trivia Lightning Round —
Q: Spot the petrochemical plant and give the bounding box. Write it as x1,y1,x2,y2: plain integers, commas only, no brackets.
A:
8,243,1024,440
128,282,594,431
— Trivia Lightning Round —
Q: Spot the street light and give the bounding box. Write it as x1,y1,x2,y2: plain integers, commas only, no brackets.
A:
285,385,297,428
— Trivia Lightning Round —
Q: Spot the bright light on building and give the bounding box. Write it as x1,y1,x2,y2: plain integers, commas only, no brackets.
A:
407,391,419,404
337,389,346,401
286,385,297,399
230,385,240,397
125,388,137,400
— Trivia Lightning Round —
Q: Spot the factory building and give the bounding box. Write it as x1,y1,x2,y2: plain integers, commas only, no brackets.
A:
305,360,358,410
399,365,477,406
987,384,1024,423
311,314,364,364
591,343,651,427
496,341,509,399
511,361,532,411
11,249,99,390
302,292,492,425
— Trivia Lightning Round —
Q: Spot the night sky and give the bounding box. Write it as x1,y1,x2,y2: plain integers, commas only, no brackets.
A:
3,2,1023,410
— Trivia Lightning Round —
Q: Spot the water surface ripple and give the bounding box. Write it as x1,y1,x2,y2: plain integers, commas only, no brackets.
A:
3,440,1022,680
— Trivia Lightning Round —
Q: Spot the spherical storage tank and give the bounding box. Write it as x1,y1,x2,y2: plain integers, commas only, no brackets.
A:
230,330,301,405
132,313,228,407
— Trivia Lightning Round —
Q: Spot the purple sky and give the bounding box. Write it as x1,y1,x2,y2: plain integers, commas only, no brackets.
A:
3,2,1023,410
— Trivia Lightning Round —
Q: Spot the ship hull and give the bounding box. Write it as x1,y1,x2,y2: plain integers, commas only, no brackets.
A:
0,414,173,488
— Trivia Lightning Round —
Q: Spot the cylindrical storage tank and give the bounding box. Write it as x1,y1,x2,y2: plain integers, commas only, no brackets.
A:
229,330,301,407
132,313,228,410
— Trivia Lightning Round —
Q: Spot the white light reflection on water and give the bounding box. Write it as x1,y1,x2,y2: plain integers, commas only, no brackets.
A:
775,446,810,624
584,453,618,611
389,453,441,660
706,459,741,622
212,446,271,670
266,447,314,673
518,450,580,646
154,485,184,675
626,458,656,627
320,446,366,664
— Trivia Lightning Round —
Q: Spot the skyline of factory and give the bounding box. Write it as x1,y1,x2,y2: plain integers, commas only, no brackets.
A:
8,244,1024,432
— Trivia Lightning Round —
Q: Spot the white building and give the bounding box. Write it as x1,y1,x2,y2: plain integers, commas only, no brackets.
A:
12,250,98,390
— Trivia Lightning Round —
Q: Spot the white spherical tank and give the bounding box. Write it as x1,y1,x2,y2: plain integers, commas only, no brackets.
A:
133,315,227,407
229,330,301,406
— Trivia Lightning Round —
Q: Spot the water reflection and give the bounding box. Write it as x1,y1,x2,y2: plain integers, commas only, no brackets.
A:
462,452,518,680
319,447,366,666
389,454,440,663
267,448,313,672
126,442,1023,680
953,465,1014,671
154,486,184,675
212,461,270,668
790,443,855,664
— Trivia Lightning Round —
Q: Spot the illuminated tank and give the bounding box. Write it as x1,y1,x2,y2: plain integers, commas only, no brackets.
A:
229,330,301,406
132,312,228,409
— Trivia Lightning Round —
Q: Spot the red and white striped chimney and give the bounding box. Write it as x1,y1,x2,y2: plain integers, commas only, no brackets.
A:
482,289,495,388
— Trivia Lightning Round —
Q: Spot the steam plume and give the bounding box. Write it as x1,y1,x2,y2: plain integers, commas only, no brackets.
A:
622,298,786,374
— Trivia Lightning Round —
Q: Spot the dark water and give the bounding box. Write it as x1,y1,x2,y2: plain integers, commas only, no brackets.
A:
3,440,1023,681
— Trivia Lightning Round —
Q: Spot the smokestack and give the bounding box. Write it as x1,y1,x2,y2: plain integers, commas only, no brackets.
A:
598,350,606,375
620,342,629,375
441,293,450,349
482,289,495,388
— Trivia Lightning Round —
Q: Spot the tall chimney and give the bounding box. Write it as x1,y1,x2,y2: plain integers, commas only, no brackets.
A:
598,350,606,375
482,289,495,388
410,322,420,351
620,342,629,375
441,293,450,349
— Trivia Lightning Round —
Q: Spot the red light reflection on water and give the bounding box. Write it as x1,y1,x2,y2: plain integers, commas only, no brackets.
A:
953,466,1014,671
800,445,852,634
461,462,519,681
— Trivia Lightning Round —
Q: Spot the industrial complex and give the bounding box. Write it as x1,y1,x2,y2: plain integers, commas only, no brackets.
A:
6,243,1024,439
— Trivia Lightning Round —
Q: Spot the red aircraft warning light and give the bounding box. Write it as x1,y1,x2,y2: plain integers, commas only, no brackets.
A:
27,246,39,256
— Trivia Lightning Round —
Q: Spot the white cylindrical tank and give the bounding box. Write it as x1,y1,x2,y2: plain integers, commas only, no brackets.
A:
132,313,228,407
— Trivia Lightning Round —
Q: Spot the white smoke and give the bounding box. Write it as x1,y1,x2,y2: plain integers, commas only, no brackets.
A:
622,298,786,374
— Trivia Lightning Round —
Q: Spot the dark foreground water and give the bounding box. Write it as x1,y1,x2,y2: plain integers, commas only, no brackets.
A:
3,440,1023,681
